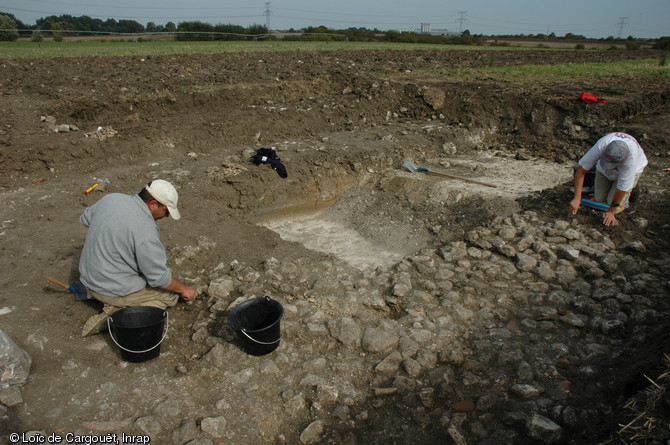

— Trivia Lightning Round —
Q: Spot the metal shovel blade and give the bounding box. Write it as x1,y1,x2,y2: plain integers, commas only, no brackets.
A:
403,159,428,173
403,159,418,173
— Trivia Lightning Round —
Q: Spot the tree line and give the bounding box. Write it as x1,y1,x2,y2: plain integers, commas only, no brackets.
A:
0,12,270,40
0,12,480,44
1,11,668,49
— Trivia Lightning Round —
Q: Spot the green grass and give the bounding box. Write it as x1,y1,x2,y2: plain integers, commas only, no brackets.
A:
2,40,666,82
0,39,548,60
412,59,669,81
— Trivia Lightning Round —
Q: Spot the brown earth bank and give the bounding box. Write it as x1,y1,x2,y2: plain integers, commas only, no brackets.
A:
0,49,669,444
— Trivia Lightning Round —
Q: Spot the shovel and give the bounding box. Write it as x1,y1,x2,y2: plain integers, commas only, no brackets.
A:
403,159,497,188
47,277,92,301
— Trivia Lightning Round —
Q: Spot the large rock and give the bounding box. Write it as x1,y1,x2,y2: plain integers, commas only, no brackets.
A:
361,327,399,353
527,414,562,444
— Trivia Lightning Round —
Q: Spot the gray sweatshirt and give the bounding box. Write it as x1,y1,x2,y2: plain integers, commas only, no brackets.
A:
79,193,172,297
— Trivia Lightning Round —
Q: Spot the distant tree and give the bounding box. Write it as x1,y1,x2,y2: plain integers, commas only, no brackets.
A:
349,28,367,41
0,11,29,36
116,19,144,33
384,30,401,41
51,22,63,42
305,25,329,34
213,23,244,40
177,21,214,40
76,15,94,31
564,32,585,40
146,22,158,33
0,14,18,41
652,37,670,50
247,23,268,37
165,22,177,32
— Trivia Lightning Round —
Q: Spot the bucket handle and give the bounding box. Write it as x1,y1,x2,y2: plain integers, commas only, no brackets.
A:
107,312,169,355
240,327,280,345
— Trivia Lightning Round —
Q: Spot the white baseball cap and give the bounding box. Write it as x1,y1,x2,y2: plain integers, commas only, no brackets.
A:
146,179,181,220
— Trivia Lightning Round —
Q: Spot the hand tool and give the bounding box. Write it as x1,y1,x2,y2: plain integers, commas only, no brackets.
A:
84,178,110,195
403,159,497,188
47,277,92,301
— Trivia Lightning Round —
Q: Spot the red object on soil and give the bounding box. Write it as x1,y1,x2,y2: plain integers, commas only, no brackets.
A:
578,92,607,104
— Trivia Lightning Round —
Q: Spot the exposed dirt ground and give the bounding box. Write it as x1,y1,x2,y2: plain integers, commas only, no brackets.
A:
1,49,669,444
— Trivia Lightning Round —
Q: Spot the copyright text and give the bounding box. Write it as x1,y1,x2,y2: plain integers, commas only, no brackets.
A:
9,432,151,444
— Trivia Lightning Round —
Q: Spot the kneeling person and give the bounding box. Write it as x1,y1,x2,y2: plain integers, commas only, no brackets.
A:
79,179,199,336
569,132,647,227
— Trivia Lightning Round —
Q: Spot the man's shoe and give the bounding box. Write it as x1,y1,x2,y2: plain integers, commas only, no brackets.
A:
81,305,118,337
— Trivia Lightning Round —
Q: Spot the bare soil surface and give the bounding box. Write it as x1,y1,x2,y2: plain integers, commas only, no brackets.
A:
1,49,670,444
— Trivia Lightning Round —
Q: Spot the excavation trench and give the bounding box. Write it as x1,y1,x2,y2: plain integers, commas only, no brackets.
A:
258,154,573,271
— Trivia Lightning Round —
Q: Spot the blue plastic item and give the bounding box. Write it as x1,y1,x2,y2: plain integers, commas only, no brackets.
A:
580,199,610,211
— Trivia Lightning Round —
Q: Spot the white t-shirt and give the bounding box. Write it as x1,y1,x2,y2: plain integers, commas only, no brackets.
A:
578,132,648,192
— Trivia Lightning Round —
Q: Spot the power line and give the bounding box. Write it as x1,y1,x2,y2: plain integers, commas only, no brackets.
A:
264,2,271,30
456,11,467,33
616,16,628,38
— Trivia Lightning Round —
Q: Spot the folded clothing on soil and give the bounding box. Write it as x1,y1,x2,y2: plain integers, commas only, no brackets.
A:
252,148,288,178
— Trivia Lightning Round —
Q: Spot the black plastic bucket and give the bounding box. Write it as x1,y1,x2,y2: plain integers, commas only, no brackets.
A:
227,296,283,356
107,306,168,362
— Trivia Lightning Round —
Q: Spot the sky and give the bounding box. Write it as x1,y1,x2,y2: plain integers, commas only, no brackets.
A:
1,0,668,39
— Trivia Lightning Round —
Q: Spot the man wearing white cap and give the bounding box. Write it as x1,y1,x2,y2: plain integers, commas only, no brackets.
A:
569,132,647,226
79,179,199,336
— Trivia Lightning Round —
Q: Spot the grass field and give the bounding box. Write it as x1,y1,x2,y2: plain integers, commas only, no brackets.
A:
0,40,666,82
437,59,669,81
0,39,556,60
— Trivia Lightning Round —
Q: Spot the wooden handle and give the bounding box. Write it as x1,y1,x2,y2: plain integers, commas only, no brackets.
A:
425,170,497,188
47,277,69,289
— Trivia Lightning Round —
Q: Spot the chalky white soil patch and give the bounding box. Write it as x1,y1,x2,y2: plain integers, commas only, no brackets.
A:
423,154,574,198
263,217,410,270
262,155,571,270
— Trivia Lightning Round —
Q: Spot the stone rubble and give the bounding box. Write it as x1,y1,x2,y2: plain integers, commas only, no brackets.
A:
8,211,664,443
165,210,669,444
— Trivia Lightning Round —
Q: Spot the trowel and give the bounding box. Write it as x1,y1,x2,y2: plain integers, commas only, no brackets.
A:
47,277,92,301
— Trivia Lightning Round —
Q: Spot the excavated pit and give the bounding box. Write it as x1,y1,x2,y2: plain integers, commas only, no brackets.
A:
258,152,573,271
